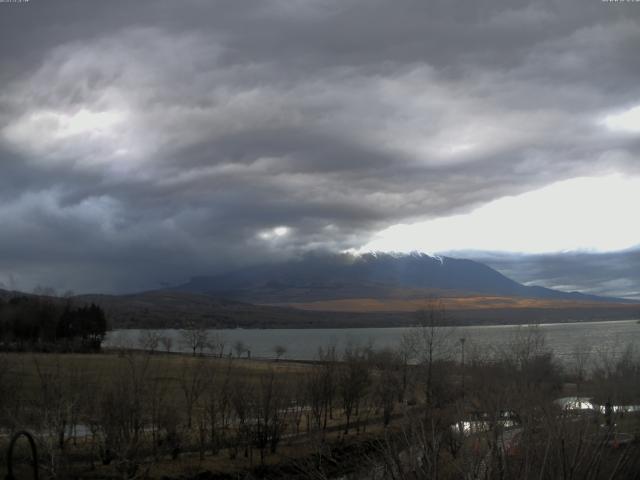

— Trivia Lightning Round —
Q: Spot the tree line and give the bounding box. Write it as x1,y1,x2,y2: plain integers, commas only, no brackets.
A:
0,296,107,352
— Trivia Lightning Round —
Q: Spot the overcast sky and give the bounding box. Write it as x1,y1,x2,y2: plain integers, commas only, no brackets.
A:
0,0,639,296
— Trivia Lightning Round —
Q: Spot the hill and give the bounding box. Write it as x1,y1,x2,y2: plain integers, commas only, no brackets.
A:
75,289,640,329
3,287,639,330
3,252,638,329
176,252,628,304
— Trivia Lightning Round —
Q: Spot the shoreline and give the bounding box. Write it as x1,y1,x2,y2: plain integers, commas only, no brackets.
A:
108,317,640,331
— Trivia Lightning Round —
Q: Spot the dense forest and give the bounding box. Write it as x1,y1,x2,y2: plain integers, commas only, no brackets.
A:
0,296,107,352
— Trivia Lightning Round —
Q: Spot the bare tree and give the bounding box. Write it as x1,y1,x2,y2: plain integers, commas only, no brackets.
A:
234,340,246,358
138,330,160,353
206,331,226,357
147,372,170,460
371,349,401,426
230,375,255,462
0,354,24,434
253,369,289,463
274,344,287,361
159,335,173,354
289,379,307,437
593,341,640,408
404,298,455,408
204,358,233,455
178,357,208,429
571,336,592,396
338,343,371,434
306,363,328,434
503,324,547,368
93,352,152,478
180,323,209,356
32,355,86,477
313,344,338,432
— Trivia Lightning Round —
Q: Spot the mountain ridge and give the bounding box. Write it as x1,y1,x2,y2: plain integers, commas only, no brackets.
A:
3,247,639,329
176,252,630,304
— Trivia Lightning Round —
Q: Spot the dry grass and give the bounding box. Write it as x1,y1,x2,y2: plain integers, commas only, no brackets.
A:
277,296,638,313
0,351,409,479
1,351,314,406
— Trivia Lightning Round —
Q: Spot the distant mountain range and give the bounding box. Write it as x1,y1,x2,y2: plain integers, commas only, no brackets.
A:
2,253,638,329
177,252,628,304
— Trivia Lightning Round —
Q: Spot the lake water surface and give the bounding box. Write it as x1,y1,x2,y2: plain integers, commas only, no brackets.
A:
105,319,640,363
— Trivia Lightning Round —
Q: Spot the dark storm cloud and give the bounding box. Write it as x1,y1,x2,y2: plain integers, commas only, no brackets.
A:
0,0,639,293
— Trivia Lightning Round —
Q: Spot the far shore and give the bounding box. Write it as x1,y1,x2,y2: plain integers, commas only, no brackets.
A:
108,315,640,330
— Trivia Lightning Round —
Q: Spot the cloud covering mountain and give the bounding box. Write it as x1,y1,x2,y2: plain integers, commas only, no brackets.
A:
0,0,639,294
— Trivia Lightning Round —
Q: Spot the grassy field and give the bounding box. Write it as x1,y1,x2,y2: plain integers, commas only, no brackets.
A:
2,344,640,479
1,351,314,408
0,350,414,479
280,295,640,312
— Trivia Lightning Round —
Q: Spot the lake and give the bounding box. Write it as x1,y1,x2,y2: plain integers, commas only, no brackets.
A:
105,319,640,365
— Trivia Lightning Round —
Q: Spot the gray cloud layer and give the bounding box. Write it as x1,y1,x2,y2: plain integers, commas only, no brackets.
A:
0,0,639,293
469,250,640,300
